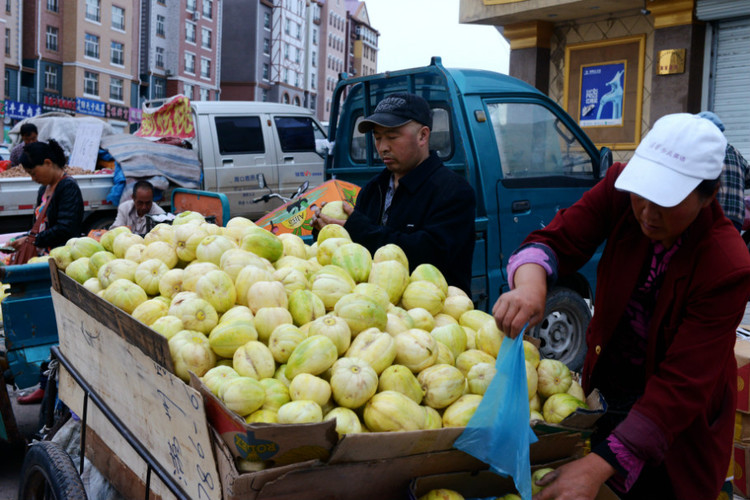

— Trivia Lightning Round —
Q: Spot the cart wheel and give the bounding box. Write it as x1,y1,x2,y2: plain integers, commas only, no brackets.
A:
18,441,87,500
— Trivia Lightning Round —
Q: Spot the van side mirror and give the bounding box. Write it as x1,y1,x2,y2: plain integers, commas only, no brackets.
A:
599,147,613,178
257,173,267,190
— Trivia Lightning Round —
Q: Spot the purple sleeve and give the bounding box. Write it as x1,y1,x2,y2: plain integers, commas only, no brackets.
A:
507,243,559,289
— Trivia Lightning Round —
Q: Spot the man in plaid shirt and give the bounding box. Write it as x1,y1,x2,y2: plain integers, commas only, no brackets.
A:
698,111,750,231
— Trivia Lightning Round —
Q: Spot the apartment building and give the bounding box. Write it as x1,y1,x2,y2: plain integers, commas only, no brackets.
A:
220,0,377,123
316,0,347,122
345,0,377,79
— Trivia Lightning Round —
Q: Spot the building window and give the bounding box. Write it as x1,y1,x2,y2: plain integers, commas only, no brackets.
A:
5,0,10,13
185,53,195,74
261,89,268,102
111,41,124,65
155,47,164,68
313,29,318,45
186,22,196,43
186,0,196,12
156,15,165,36
311,72,316,89
184,83,193,99
263,38,270,55
4,28,9,56
44,66,58,90
112,6,125,30
200,88,209,101
201,58,210,78
262,64,269,80
312,51,316,67
84,71,99,96
285,19,290,35
201,28,211,49
47,0,58,12
45,26,58,51
110,77,123,101
85,34,100,59
202,0,212,19
264,12,270,29
156,0,165,4
154,79,164,98
284,43,289,60
4,69,10,97
85,0,100,22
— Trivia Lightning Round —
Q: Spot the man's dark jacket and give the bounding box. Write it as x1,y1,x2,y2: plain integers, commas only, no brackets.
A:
34,176,83,249
344,152,476,294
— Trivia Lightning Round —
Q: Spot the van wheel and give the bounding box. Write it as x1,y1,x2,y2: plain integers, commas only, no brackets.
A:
529,287,591,372
18,441,87,500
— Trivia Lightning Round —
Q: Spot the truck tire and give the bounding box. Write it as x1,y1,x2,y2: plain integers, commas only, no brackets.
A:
18,441,87,500
83,213,116,232
529,286,591,372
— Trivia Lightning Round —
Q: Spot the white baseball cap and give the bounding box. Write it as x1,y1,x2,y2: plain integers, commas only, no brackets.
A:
614,113,727,207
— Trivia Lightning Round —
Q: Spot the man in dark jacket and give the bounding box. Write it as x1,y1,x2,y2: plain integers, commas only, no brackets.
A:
313,93,476,294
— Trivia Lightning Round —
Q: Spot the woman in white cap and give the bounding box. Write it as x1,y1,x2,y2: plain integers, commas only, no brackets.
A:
493,113,750,499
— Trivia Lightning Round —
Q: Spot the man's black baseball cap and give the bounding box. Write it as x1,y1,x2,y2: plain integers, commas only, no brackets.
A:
358,93,433,133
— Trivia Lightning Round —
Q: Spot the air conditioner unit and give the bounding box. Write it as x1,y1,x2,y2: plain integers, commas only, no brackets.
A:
192,10,200,21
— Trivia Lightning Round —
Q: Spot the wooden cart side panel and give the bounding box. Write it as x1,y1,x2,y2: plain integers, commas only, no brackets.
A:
51,266,173,371
58,366,174,500
52,290,221,500
0,370,21,443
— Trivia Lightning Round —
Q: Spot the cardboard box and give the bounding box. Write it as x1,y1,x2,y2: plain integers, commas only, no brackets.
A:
735,443,750,497
213,426,585,500
191,373,338,467
737,412,750,444
736,339,750,413
409,469,621,499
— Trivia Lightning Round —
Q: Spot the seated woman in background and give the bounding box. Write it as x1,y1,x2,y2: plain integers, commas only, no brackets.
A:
9,139,84,258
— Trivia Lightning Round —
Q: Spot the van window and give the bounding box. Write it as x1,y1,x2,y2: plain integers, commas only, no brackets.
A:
274,116,318,152
487,102,593,179
215,116,264,155
350,107,453,162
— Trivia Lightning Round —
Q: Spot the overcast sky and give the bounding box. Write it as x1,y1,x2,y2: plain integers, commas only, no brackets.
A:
365,0,510,74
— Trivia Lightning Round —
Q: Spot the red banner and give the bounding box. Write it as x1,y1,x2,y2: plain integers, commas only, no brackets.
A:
134,94,195,139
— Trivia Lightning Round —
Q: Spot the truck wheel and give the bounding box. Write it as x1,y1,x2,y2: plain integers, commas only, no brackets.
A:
84,214,116,232
529,286,591,372
18,441,87,500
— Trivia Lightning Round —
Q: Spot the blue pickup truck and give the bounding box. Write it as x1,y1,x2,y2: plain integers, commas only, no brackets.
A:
325,57,612,370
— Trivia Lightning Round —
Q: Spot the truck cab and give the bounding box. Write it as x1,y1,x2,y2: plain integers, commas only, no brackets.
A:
326,58,612,369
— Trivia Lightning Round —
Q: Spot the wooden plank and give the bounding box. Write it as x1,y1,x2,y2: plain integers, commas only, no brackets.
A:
53,290,220,500
54,267,173,371
58,366,174,500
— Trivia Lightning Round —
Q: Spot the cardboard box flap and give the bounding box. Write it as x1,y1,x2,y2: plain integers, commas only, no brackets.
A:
329,427,464,464
409,470,620,500
191,374,338,467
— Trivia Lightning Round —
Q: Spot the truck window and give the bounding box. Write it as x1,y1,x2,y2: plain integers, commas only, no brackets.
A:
274,116,318,152
350,108,452,162
215,116,265,155
487,103,593,179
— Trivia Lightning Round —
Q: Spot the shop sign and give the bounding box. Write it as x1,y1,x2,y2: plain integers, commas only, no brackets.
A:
76,97,106,117
129,107,143,124
43,94,77,114
5,100,42,120
106,103,130,121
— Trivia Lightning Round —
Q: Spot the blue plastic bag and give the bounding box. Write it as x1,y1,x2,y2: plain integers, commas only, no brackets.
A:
454,329,538,500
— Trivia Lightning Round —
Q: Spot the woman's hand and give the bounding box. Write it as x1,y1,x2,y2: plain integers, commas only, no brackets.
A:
533,453,615,500
8,236,27,250
492,263,547,338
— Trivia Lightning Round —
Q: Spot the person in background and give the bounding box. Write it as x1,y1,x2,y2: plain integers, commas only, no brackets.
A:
10,139,83,405
110,180,166,235
311,93,476,294
9,123,39,167
493,114,750,499
697,111,750,232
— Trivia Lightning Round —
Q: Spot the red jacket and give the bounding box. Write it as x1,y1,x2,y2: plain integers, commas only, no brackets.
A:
525,163,750,498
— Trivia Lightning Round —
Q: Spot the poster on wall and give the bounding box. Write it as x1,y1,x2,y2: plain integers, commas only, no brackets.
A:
579,62,626,127
563,35,645,150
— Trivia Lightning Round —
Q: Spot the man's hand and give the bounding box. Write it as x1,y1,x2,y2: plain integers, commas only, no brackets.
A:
533,453,615,500
492,263,547,338
311,201,353,231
